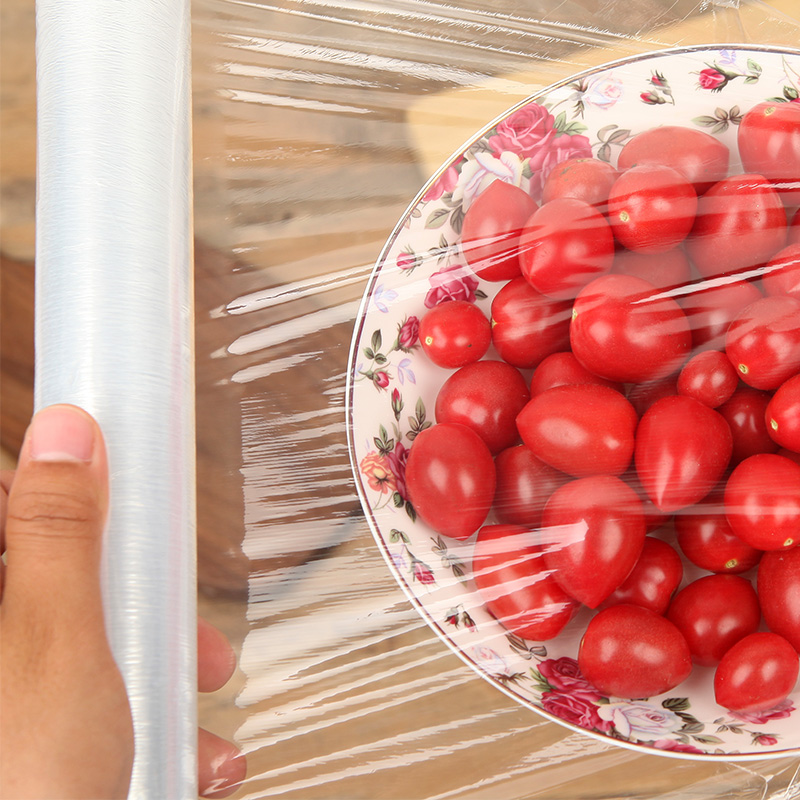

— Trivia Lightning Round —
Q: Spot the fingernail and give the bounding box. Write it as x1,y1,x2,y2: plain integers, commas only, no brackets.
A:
29,405,95,463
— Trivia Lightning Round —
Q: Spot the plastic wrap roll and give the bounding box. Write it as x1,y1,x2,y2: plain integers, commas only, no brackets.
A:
34,2,197,798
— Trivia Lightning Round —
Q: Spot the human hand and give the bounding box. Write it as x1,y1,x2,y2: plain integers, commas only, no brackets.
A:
0,405,245,799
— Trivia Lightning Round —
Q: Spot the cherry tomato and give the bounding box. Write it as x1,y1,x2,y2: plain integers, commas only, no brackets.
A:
519,197,615,299
435,360,529,454
758,547,800,652
635,395,733,513
617,125,730,195
493,445,567,528
611,246,692,290
766,373,800,452
570,274,691,384
607,164,697,254
541,156,619,209
725,295,800,390
472,524,579,641
490,277,571,369
461,179,538,281
529,351,622,396
541,476,646,608
667,574,761,666
599,537,683,615
717,386,779,465
724,453,800,551
419,299,491,368
685,174,787,280
714,632,800,713
516,383,637,478
405,423,495,540
761,243,800,300
677,349,738,408
578,605,692,699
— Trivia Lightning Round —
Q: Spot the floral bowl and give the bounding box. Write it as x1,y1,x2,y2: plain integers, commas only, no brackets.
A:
346,45,800,759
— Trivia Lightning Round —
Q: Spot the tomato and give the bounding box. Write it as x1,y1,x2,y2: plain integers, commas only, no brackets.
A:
419,299,491,368
541,157,619,209
578,605,692,698
461,179,538,281
490,277,571,369
599,537,683,615
435,360,529,454
607,164,697,254
611,246,692,290
717,386,779,465
529,351,622,396
472,524,579,641
738,100,800,208
714,632,800,713
570,274,692,384
676,349,738,408
617,125,729,195
791,208,800,246
724,453,800,550
519,197,615,299
635,395,733,513
758,547,800,652
766,373,800,452
493,445,567,528
405,423,495,540
516,383,637,478
667,574,761,666
761,243,800,300
540,476,646,608
725,295,800,390
685,174,787,280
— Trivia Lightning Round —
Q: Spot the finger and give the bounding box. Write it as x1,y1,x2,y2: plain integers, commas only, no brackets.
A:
198,617,237,693
198,728,246,798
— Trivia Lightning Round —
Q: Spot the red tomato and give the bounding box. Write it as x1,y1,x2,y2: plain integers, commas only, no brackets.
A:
717,386,779,465
419,300,491,368
578,605,692,698
461,179,538,281
667,574,761,666
529,351,622,396
685,174,787,279
492,445,567,528
761,243,800,300
766,373,800,452
519,197,615,299
541,157,619,209
472,524,579,641
541,476,646,608
758,547,800,652
405,423,495,540
791,208,800,246
725,295,800,390
516,383,637,477
599,537,683,615
724,453,800,550
607,164,697,254
677,349,738,408
490,277,571,369
617,125,730,195
611,246,692,290
570,274,692,384
435,360,529,454
738,100,800,208
635,395,733,513
714,632,800,712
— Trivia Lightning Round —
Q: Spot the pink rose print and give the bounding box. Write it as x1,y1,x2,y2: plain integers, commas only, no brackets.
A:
396,251,419,272
698,67,727,91
360,451,397,494
413,561,436,585
755,734,779,746
398,316,420,349
538,657,602,700
374,371,390,389
541,691,612,733
488,104,557,160
424,264,479,308
652,739,706,754
731,698,795,725
385,442,410,500
423,160,462,202
527,133,592,202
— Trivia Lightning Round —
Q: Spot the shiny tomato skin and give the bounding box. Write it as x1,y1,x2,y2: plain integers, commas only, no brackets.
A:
766,374,800,452
578,605,692,699
570,274,692,384
608,164,697,254
718,386,780,465
667,574,761,666
405,423,495,540
611,246,692,290
541,157,619,209
635,395,733,513
461,179,538,281
541,476,646,608
490,277,572,369
419,300,491,368
677,349,739,408
758,547,800,652
472,524,579,641
519,197,615,300
725,453,800,551
528,351,623,396
714,632,800,713
516,383,637,478
761,243,800,300
599,537,683,615
435,360,529,454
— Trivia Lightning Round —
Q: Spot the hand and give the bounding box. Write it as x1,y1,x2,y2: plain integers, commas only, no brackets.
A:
0,405,246,799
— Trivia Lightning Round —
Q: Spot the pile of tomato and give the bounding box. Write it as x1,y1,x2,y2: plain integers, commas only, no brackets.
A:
405,100,800,712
